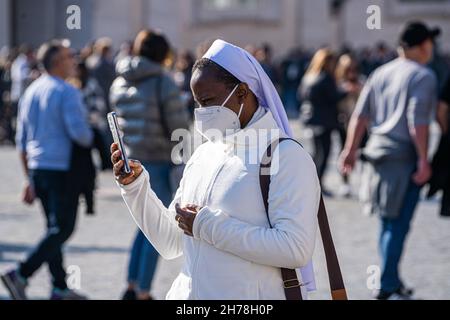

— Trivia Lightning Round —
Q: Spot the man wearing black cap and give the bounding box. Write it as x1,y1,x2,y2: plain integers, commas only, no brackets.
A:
339,21,440,299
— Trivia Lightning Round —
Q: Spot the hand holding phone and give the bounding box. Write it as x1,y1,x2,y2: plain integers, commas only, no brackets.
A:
107,112,131,175
110,143,143,185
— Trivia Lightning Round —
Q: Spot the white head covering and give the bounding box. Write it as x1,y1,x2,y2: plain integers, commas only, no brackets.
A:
202,39,293,138
203,39,316,292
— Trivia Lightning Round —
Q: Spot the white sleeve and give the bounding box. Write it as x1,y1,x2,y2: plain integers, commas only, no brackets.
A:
119,168,184,260
192,141,321,269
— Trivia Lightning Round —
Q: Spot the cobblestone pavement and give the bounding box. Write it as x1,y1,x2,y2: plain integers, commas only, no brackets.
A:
1,122,449,300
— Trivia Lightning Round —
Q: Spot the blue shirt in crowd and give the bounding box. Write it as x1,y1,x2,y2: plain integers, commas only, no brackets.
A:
15,74,93,171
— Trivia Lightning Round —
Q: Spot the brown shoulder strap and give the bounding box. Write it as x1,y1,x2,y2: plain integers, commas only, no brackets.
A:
259,138,347,300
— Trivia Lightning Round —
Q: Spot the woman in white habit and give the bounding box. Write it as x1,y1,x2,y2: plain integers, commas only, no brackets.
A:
111,40,321,300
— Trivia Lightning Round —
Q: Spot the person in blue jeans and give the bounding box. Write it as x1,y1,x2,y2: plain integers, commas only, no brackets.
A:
339,21,439,299
1,40,93,300
379,180,421,295
125,162,173,300
110,29,190,300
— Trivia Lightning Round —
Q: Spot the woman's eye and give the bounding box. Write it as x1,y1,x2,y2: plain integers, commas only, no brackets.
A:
195,97,214,108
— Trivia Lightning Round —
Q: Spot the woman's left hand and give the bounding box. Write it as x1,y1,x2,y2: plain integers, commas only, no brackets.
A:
175,203,202,237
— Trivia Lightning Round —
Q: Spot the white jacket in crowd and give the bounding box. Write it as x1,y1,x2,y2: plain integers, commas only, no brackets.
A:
118,110,321,300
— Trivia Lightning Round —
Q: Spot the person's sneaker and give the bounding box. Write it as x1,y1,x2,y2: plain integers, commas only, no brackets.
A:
387,293,414,300
121,289,137,300
50,288,88,300
0,270,28,300
375,286,414,300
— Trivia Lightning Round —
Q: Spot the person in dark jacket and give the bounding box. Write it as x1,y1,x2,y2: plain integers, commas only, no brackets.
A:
71,60,111,171
299,48,346,194
86,38,115,114
66,142,96,215
335,54,365,197
280,48,308,119
428,75,450,217
65,59,110,216
86,38,116,162
110,29,190,300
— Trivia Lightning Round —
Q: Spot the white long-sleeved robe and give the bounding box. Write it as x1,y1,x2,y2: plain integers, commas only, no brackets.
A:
118,111,321,300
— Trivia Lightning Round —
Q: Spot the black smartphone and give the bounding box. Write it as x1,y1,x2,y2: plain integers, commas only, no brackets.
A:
107,112,131,174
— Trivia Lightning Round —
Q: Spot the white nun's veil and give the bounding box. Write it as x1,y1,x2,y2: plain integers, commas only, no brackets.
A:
203,39,293,137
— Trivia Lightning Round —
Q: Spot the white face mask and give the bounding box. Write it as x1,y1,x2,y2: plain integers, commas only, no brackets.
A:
194,84,244,142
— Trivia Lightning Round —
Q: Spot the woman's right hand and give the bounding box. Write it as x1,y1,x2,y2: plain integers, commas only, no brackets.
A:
110,143,143,185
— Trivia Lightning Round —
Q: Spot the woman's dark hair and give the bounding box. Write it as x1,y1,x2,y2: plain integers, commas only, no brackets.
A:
133,29,170,64
192,58,240,89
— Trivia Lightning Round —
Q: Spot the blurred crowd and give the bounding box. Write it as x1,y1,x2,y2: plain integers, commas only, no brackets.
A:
2,36,449,199
2,38,449,146
1,26,449,300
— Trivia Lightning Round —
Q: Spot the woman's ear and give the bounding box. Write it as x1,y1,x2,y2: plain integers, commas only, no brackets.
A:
237,83,249,103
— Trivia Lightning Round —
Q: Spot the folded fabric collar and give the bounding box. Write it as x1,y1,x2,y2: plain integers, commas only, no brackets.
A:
222,108,282,147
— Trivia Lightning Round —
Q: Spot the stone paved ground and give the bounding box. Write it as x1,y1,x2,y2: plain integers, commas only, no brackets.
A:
1,121,449,300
